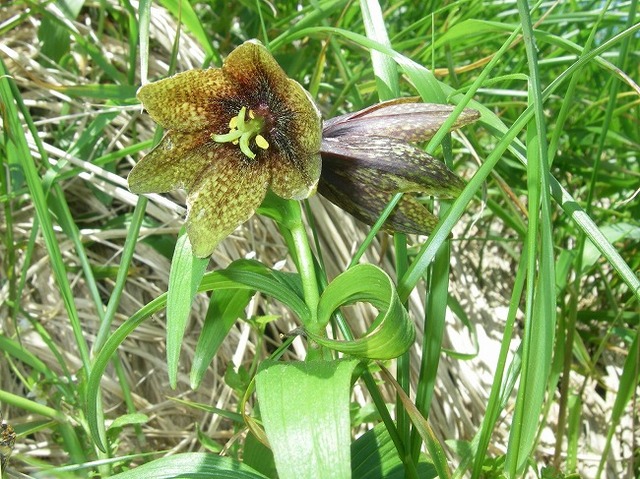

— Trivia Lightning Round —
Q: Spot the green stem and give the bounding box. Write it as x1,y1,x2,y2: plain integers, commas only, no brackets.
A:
288,201,324,359
394,233,412,464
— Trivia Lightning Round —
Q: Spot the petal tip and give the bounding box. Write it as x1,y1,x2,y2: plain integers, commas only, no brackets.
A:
187,234,217,258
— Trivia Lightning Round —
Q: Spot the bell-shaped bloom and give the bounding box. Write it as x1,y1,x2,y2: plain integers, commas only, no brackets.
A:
318,100,479,234
128,40,322,257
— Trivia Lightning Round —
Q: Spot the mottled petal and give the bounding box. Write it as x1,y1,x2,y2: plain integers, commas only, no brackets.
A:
128,131,213,194
321,136,465,198
223,40,322,197
318,174,439,235
185,153,270,257
268,150,321,200
137,69,234,132
323,100,480,142
222,40,291,98
390,195,440,235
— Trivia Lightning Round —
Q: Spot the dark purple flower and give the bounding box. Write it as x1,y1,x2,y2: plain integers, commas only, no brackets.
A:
319,99,479,234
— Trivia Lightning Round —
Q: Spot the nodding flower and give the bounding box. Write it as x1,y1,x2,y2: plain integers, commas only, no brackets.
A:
318,100,479,234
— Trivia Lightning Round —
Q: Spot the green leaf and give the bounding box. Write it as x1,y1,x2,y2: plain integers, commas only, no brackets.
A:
255,359,359,479
0,335,52,378
256,190,300,229
597,330,639,476
157,0,217,63
379,366,451,479
581,222,639,273
351,423,437,479
108,453,268,479
57,0,84,17
360,0,400,100
166,233,208,388
196,424,224,453
243,432,278,479
38,15,71,63
87,263,309,452
0,57,92,375
37,0,84,62
310,264,415,359
50,83,138,101
506,5,557,473
108,413,149,431
213,261,308,321
190,287,254,389
106,413,149,441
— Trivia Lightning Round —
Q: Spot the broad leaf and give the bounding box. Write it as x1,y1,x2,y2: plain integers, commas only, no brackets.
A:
255,359,359,479
109,452,268,478
352,423,436,479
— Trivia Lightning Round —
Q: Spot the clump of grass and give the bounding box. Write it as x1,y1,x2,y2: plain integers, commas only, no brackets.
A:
0,0,638,478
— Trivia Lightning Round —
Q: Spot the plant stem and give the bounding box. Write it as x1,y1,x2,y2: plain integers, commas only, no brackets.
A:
289,201,324,359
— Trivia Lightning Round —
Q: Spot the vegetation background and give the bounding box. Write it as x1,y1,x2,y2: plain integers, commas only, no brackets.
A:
0,0,638,478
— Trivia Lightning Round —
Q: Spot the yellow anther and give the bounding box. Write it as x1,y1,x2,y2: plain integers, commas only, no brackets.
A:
256,135,269,150
229,117,238,129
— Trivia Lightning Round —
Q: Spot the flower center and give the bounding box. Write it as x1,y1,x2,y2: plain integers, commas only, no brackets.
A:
211,106,270,160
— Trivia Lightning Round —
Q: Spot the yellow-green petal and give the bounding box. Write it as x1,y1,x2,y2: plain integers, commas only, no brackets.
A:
269,151,321,200
128,131,212,194
185,153,270,257
222,40,291,93
137,69,234,132
222,41,323,197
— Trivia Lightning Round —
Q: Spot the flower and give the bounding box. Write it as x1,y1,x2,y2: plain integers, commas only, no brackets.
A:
318,100,479,234
0,419,16,472
128,40,322,257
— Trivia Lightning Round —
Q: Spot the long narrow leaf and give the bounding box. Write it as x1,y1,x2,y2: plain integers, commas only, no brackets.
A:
190,288,254,389
166,233,208,388
380,365,451,479
0,60,92,373
360,0,400,100
87,266,309,451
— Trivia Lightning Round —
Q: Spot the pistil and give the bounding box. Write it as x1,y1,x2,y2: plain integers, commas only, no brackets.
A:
212,107,270,159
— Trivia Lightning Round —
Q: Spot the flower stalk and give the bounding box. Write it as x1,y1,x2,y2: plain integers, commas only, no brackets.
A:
287,203,326,360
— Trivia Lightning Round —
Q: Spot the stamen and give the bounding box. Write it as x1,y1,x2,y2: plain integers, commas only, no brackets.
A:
255,135,269,150
235,106,247,131
212,129,243,143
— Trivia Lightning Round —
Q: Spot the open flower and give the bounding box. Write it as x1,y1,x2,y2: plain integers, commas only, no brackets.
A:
318,100,479,234
129,40,322,257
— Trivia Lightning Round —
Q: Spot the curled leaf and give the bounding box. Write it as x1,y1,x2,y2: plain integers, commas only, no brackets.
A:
308,264,415,359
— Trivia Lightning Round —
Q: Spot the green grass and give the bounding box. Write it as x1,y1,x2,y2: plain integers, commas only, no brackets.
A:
0,0,638,478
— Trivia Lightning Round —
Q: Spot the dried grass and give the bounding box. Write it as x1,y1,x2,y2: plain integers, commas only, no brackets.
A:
0,2,634,478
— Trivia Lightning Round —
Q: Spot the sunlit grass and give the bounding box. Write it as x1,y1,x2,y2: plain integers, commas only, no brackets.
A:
0,0,638,478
